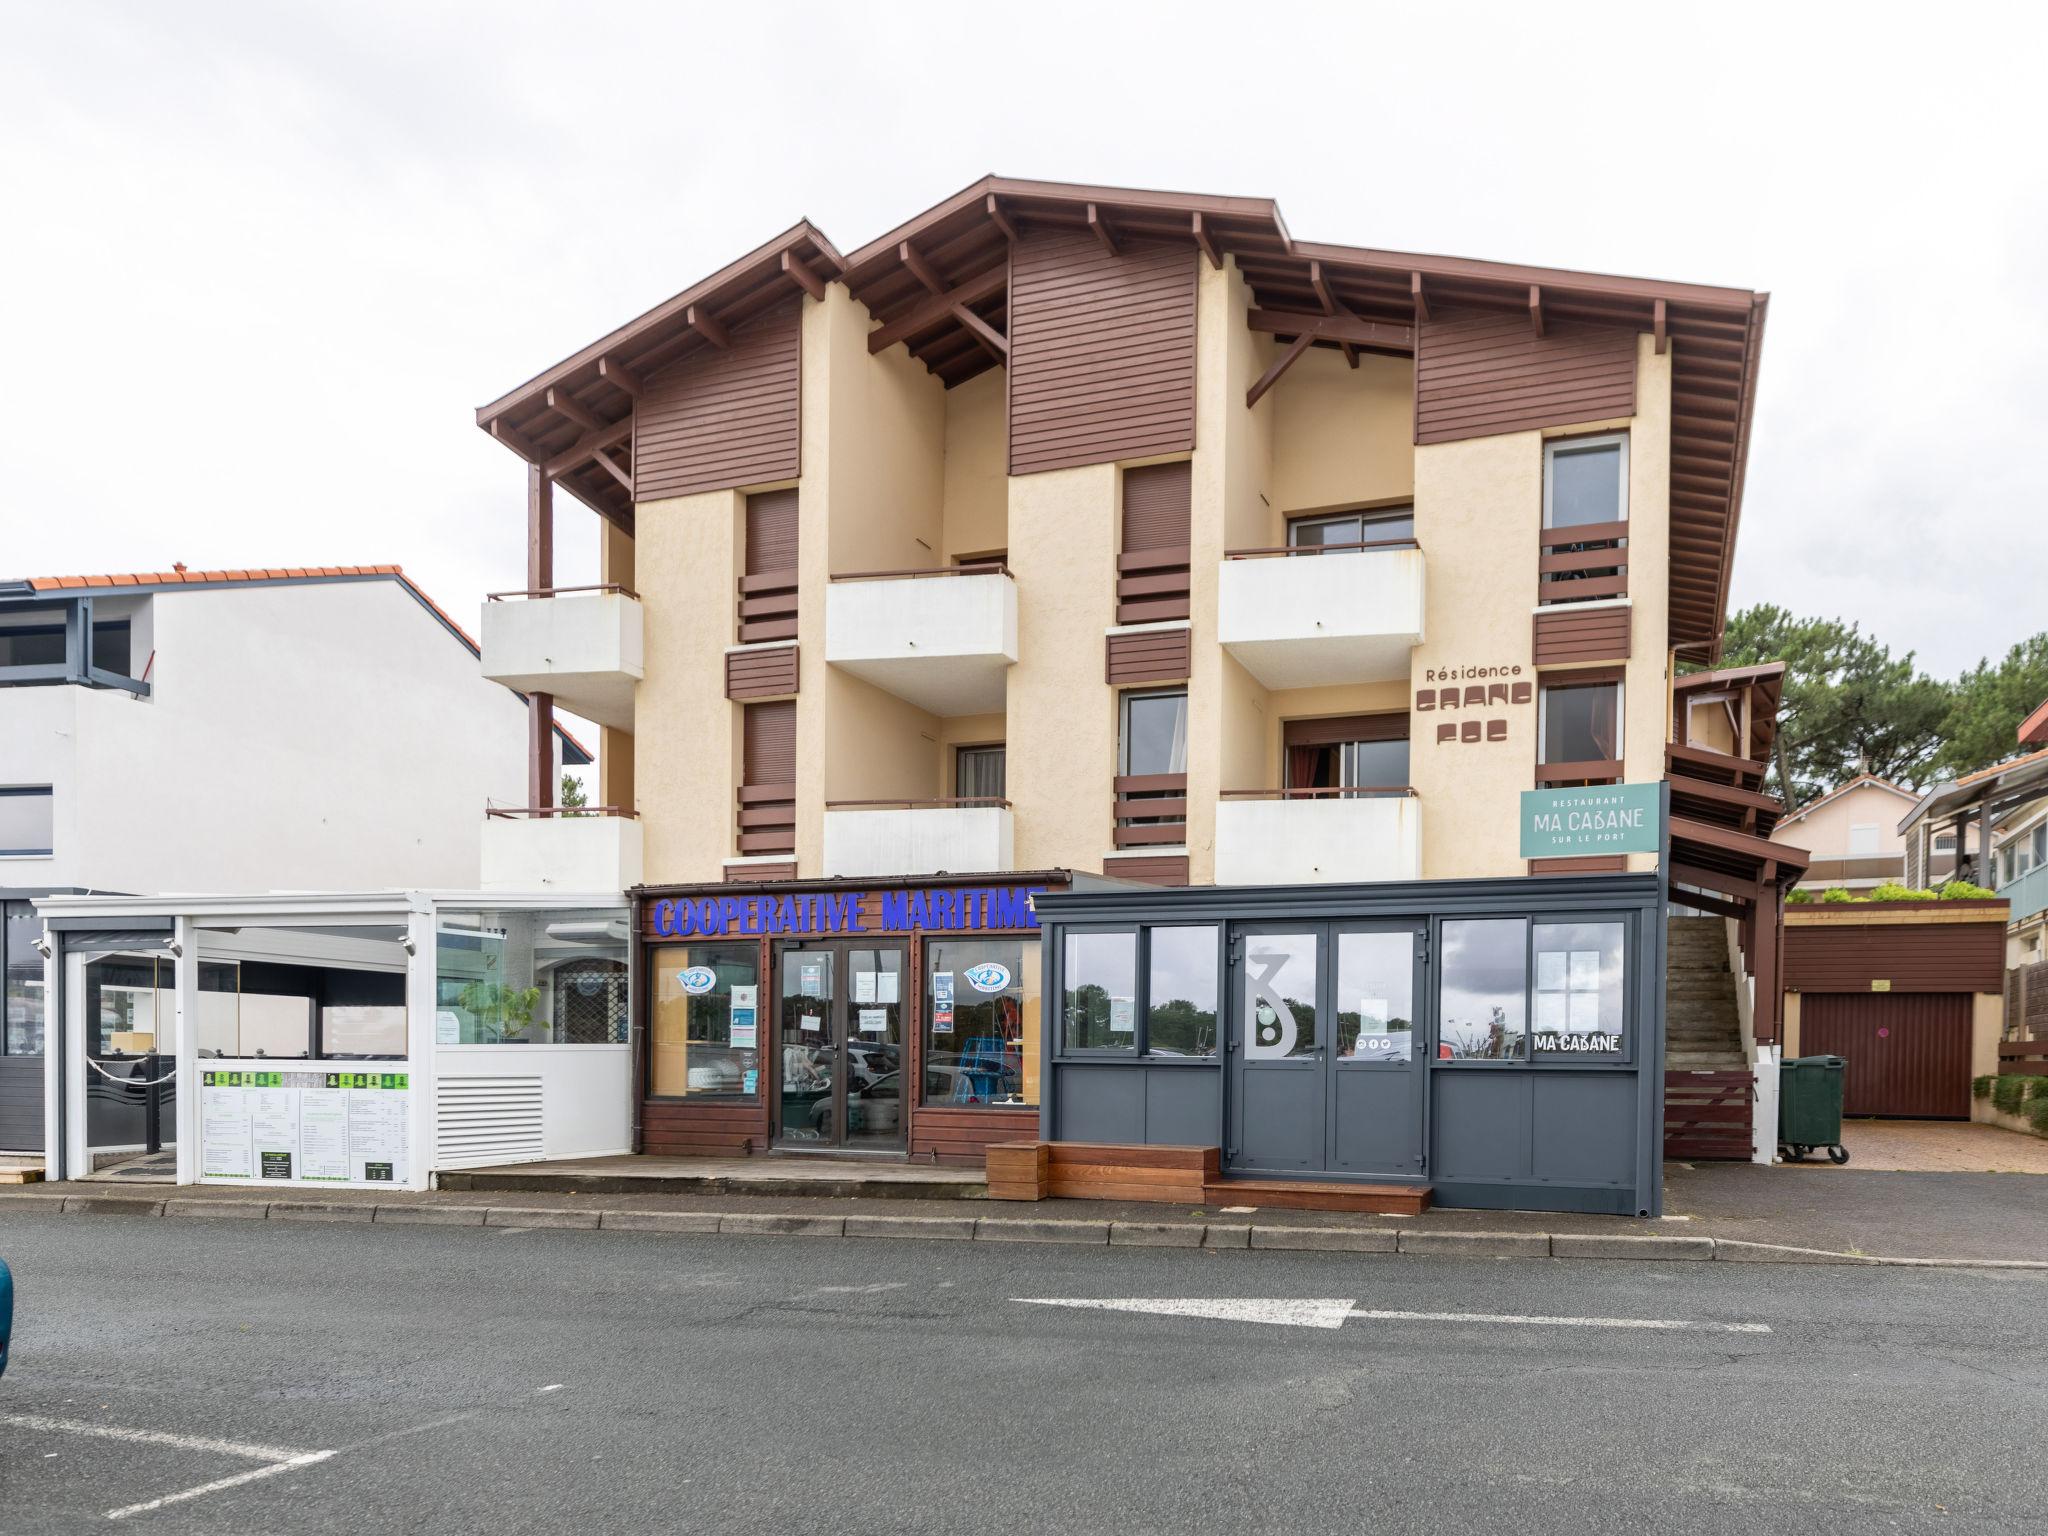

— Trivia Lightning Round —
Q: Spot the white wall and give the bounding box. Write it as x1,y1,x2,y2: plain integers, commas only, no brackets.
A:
0,579,539,894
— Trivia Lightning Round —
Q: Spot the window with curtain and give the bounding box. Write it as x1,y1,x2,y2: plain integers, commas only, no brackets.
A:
1121,690,1188,776
1539,682,1622,768
956,745,1006,801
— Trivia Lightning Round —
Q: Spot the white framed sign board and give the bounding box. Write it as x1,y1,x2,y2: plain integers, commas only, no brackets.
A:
198,1060,414,1188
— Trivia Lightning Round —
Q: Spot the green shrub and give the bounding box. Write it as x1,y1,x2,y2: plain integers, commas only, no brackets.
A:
1993,1075,2028,1115
1870,882,1940,902
1786,887,1815,904
1974,1075,1996,1101
1820,887,1858,904
2031,1096,2048,1134
1939,880,1997,900
2029,1078,2048,1103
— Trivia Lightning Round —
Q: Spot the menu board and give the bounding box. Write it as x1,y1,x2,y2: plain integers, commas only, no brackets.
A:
199,1068,411,1186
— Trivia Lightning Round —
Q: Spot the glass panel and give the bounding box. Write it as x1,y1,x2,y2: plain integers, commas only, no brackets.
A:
1146,926,1218,1057
437,908,629,1045
778,949,834,1140
0,626,65,667
92,622,132,676
0,788,53,856
925,939,1034,1107
1533,921,1626,1057
840,946,907,1142
1062,932,1136,1052
1243,933,1318,1059
1122,692,1189,776
1337,931,1415,1061
957,746,1006,800
4,903,47,1055
1440,919,1528,1060
651,941,761,1097
1342,738,1411,790
1288,514,1362,548
1361,508,1415,543
1546,441,1625,528
1541,683,1621,764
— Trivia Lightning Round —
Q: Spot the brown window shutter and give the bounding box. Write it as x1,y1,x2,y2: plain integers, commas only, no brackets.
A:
743,699,796,786
1121,461,1191,553
745,488,800,576
1283,712,1410,750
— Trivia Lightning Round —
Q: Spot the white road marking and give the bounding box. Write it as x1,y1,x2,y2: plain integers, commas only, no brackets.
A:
538,1384,565,1394
0,1412,308,1464
105,1452,336,1520
1014,1297,1773,1334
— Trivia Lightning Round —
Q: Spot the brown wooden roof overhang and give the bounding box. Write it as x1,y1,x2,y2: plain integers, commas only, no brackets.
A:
473,221,845,529
1673,662,1784,761
479,177,1766,654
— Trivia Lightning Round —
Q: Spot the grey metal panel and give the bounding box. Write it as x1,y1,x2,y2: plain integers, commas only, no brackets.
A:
1053,1066,1145,1143
1331,1068,1418,1176
1531,1073,1637,1186
0,1054,43,1151
1236,1067,1321,1170
1143,1068,1220,1146
1036,873,1663,925
1432,1072,1531,1182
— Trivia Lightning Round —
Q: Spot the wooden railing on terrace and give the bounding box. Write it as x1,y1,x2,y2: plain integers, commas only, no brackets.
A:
1538,520,1628,605
737,782,796,855
1116,546,1190,624
1112,773,1187,848
736,569,798,644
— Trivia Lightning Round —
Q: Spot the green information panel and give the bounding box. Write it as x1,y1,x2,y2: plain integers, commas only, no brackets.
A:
1520,782,1663,859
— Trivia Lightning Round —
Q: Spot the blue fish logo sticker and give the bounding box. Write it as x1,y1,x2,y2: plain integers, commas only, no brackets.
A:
676,966,718,996
964,963,1011,993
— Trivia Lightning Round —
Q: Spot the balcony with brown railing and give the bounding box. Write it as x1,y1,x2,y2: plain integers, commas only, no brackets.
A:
824,563,1018,716
736,569,799,644
480,804,643,891
1113,773,1188,849
736,782,797,857
479,583,644,731
821,796,1015,878
1537,521,1629,605
1116,546,1191,625
1533,758,1625,789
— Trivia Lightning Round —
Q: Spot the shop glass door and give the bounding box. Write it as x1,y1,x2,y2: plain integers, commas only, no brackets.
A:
774,941,907,1152
1228,922,1425,1178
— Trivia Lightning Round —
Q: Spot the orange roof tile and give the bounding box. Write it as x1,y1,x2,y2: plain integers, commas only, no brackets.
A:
1957,744,2048,787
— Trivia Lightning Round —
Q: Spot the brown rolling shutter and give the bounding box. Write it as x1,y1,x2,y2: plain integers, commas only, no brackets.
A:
742,699,795,785
745,488,800,576
1283,713,1409,749
1122,461,1191,552
1007,231,1197,476
634,299,801,500
1414,313,1636,445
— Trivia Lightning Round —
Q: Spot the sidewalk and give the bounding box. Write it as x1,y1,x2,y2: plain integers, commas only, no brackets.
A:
6,1160,2044,1267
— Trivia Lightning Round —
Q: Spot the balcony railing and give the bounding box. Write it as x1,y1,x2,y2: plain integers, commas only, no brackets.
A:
737,782,797,856
1538,521,1628,604
1116,545,1190,625
821,799,1015,879
1534,758,1625,788
824,565,1018,716
2001,862,2048,924
1215,789,1421,886
479,585,644,731
1113,773,1188,848
480,806,642,892
1216,540,1424,690
737,568,799,644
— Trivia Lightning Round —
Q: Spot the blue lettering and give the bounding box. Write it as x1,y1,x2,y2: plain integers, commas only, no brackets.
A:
652,899,675,935
881,891,911,931
698,898,723,936
944,891,964,930
838,893,864,933
819,895,838,933
986,888,1039,930
718,897,741,934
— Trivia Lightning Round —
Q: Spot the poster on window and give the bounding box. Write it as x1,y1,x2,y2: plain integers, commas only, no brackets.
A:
199,1068,412,1186
932,972,954,1034
730,984,758,1049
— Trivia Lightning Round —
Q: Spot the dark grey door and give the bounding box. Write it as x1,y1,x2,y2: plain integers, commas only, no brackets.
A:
1327,924,1426,1178
1228,922,1426,1179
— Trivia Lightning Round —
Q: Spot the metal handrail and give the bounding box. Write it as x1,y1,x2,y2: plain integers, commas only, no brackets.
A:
828,563,1011,582
1218,786,1417,799
485,583,640,601
1224,538,1421,560
825,797,1013,809
485,805,639,819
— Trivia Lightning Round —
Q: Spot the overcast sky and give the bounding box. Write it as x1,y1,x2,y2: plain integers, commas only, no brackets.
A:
4,0,2044,709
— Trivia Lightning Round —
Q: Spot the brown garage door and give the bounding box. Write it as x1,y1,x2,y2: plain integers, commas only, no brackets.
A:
1799,993,1974,1119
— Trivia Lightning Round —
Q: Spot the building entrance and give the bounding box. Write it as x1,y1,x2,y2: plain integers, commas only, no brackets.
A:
773,940,910,1152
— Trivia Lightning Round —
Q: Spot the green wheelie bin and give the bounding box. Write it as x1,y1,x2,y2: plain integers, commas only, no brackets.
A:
1779,1054,1848,1164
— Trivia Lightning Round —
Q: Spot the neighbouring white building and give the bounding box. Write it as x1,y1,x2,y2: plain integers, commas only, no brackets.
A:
1,564,589,1153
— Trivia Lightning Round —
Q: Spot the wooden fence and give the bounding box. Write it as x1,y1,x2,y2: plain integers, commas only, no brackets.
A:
1664,1069,1753,1160
2006,962,2048,1042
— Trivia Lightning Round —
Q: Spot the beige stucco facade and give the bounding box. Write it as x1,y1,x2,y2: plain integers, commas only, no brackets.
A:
614,258,1682,891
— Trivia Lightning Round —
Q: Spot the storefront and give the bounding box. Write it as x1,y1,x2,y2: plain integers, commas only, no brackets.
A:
637,872,1112,1165
1031,871,1668,1215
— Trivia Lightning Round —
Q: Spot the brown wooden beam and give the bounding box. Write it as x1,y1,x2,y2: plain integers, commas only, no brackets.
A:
985,193,1017,243
527,462,553,591
1411,270,1430,323
1309,260,1359,367
546,387,605,437
1246,309,1415,352
1191,211,1221,270
597,357,642,399
591,447,633,494
899,241,946,297
1654,297,1668,355
781,249,826,301
951,304,1008,361
542,416,634,479
1671,861,1762,904
528,693,554,811
866,264,1007,353
1528,283,1545,338
686,303,728,349
1246,330,1314,409
1086,202,1119,257
489,416,540,463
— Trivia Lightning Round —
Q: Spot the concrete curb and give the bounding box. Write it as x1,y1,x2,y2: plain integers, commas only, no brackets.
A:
5,1190,2043,1271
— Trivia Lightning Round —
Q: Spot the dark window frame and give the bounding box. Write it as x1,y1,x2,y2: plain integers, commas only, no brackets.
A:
1055,923,1222,1062
0,785,54,857
1431,910,1636,1068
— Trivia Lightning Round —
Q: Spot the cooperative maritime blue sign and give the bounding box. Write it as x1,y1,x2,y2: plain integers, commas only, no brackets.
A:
649,885,1047,940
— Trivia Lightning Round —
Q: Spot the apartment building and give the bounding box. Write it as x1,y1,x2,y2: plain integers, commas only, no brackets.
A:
476,179,1783,1206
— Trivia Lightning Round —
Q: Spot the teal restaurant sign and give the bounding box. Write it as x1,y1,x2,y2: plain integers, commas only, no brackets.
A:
1520,783,1663,859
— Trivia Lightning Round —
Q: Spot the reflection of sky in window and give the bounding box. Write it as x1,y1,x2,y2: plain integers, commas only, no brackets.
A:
1439,919,1526,1057
1147,927,1217,1009
1533,920,1625,1044
1337,931,1412,1029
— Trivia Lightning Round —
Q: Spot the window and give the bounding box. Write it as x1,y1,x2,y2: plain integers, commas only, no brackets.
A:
1146,927,1219,1057
924,938,1037,1107
1438,920,1528,1060
1062,931,1136,1051
1287,506,1415,549
1532,921,1626,1058
437,908,630,1047
649,941,759,1098
4,902,47,1056
956,745,1006,801
0,622,134,681
2034,824,2047,865
1337,930,1415,1062
1120,690,1188,777
1848,823,1881,858
0,787,53,857
1539,681,1622,772
1284,717,1411,796
1935,833,1957,852
1543,434,1629,528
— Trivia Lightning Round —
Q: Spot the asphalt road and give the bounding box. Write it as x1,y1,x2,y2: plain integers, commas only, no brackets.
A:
1,1214,2043,1534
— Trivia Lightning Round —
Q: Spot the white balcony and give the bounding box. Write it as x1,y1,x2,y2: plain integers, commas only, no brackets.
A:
821,804,1014,879
1214,795,1422,886
824,571,1017,716
481,813,643,893
480,589,644,731
1217,547,1425,690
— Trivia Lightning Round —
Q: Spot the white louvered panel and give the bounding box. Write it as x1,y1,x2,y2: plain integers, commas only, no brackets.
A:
436,1075,545,1168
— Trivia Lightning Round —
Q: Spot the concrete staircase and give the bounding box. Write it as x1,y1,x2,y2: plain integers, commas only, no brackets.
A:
1665,916,1747,1071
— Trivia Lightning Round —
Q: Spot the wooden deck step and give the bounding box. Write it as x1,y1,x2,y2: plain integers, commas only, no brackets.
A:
1204,1179,1431,1217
